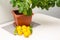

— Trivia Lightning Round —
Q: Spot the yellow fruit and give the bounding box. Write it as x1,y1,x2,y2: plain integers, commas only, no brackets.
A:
24,32,30,38
27,30,31,35
22,25,27,30
16,26,22,30
26,26,31,35
27,26,30,30
17,30,23,35
22,29,27,33
16,26,23,35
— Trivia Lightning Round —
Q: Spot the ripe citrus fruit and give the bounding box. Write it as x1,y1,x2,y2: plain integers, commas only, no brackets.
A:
22,29,27,33
24,32,30,38
22,25,27,29
17,31,23,35
16,26,21,30
27,30,31,35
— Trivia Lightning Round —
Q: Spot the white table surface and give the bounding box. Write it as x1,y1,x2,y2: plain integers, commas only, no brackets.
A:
0,14,60,40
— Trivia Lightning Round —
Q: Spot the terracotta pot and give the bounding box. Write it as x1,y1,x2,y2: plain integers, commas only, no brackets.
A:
12,10,32,26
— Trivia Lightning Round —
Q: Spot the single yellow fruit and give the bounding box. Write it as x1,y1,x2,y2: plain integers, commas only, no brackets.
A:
24,32,30,38
27,26,30,30
17,30,23,35
27,30,31,35
22,25,27,30
16,26,22,30
22,29,27,33
16,26,23,35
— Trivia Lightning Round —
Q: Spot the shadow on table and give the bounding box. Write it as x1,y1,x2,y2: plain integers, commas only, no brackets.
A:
30,22,40,28
2,22,40,35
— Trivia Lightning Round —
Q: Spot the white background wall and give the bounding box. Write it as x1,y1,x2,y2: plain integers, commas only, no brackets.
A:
0,0,60,24
0,0,13,24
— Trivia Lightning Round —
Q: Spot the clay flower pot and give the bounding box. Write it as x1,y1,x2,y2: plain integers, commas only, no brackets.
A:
12,10,32,26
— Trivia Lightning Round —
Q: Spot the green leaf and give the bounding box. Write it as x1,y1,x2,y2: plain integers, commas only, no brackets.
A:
25,3,30,10
23,9,27,15
32,3,36,8
10,0,16,7
27,8,32,16
56,0,60,7
14,28,17,35
28,0,32,4
30,28,32,34
32,0,38,8
30,26,32,33
18,2,24,13
19,7,23,13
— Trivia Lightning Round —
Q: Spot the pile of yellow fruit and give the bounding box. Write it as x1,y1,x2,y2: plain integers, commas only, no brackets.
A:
14,25,32,38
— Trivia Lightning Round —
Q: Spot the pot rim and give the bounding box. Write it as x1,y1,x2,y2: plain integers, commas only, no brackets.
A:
12,10,33,17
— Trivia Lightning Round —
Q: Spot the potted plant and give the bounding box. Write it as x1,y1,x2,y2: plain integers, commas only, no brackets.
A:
10,0,60,26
